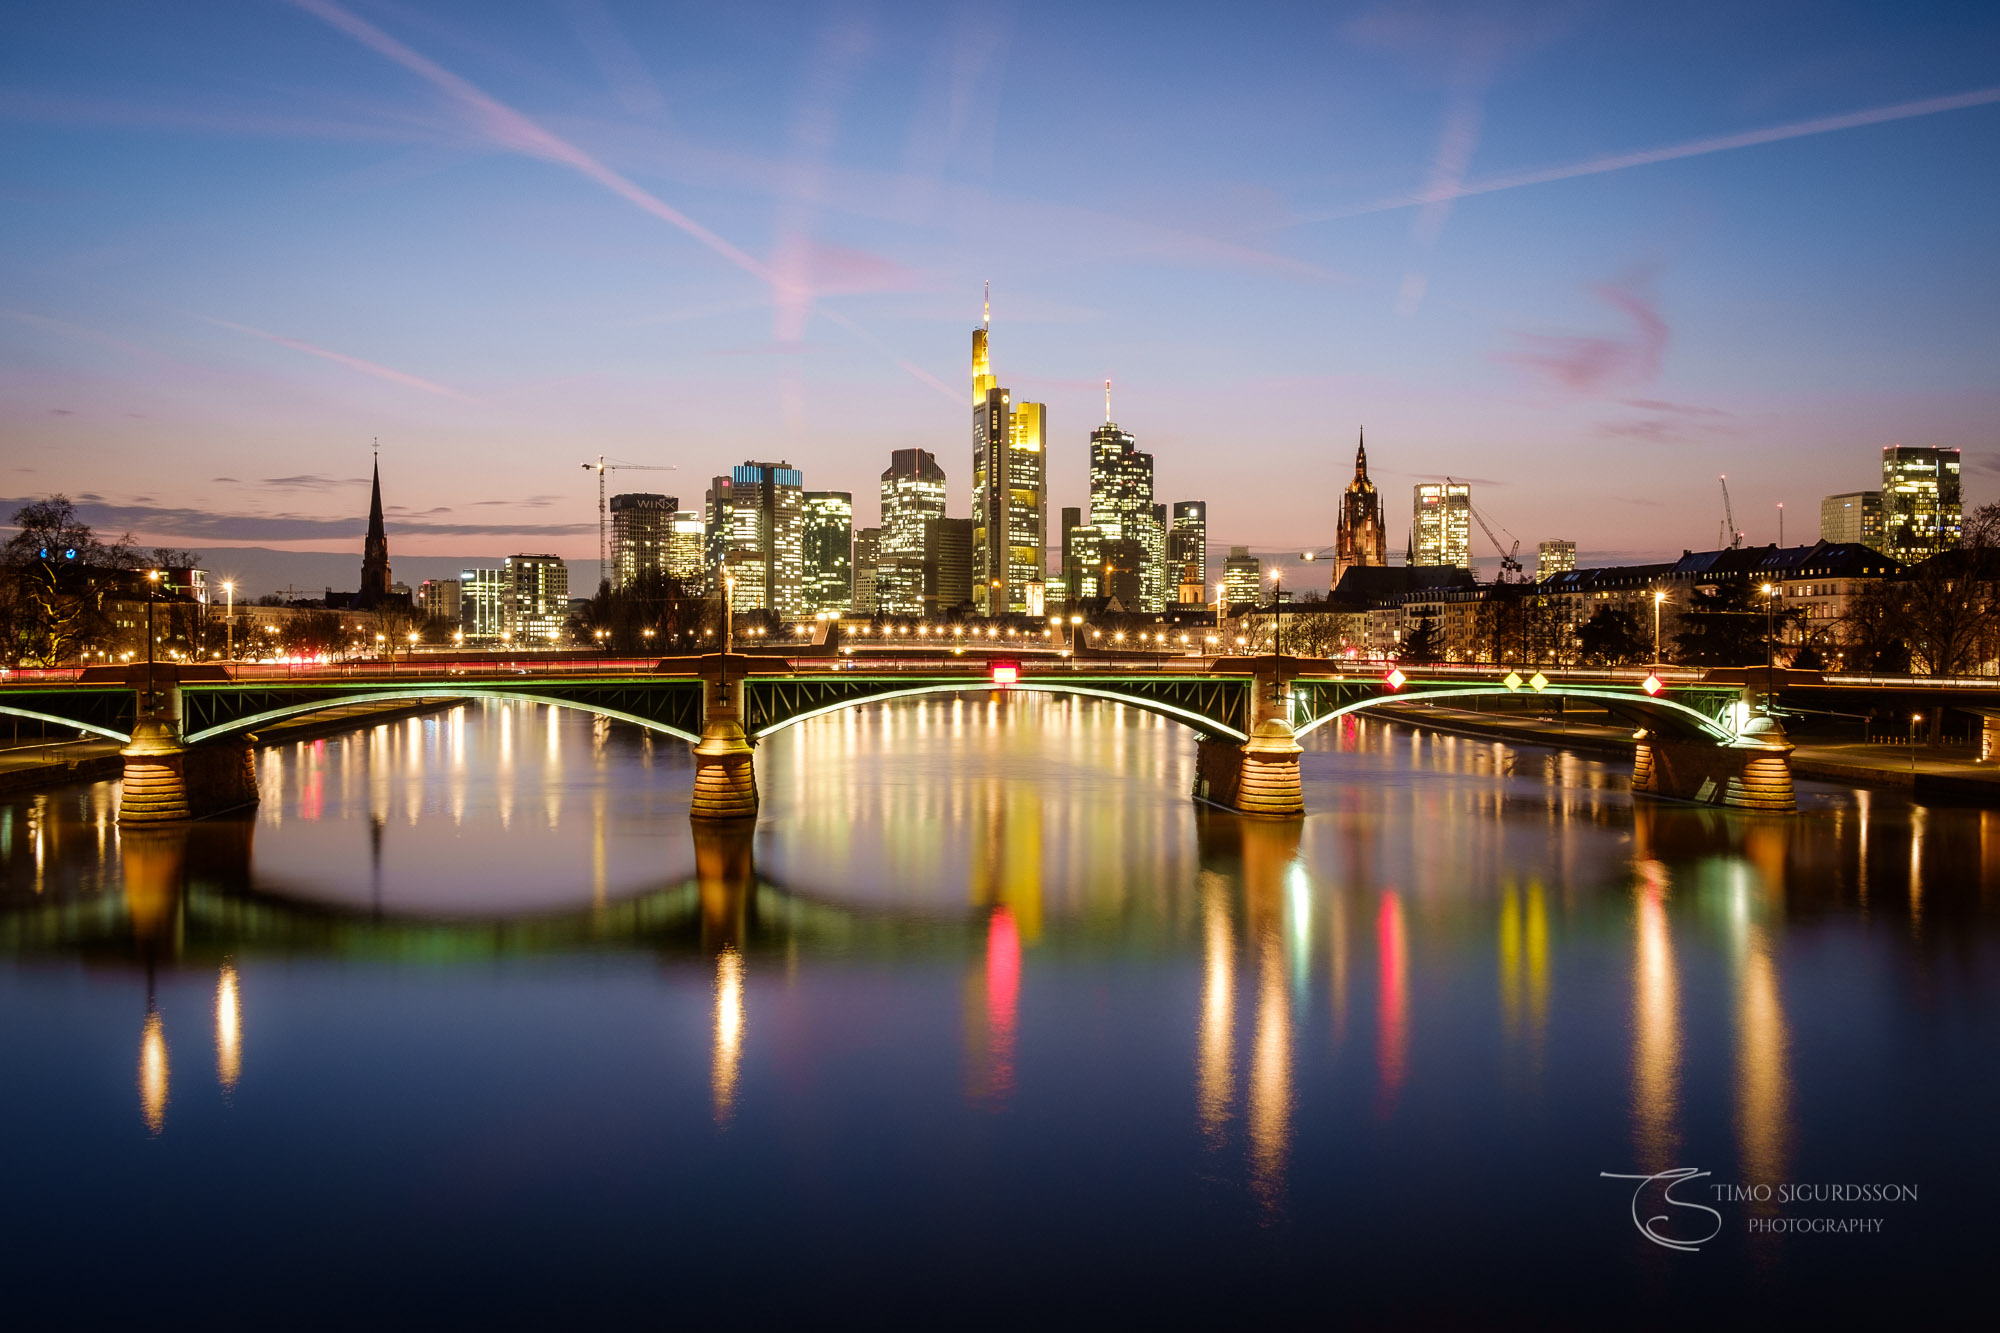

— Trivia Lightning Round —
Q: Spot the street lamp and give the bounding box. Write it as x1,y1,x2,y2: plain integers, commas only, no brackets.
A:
1760,582,1777,694
222,580,234,663
144,569,161,714
1269,566,1286,658
1652,590,1668,668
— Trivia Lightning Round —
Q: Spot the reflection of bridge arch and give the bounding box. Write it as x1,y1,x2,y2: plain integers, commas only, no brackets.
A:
1288,684,1737,744
180,685,704,745
747,680,1251,742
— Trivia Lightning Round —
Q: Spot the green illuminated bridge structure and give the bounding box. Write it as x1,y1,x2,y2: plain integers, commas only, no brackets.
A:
0,655,1832,822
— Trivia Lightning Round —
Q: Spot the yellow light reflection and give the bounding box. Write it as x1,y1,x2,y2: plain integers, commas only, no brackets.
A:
1249,933,1292,1211
1736,921,1791,1197
215,964,241,1095
1197,875,1234,1145
711,947,743,1127
139,1007,169,1135
1632,860,1680,1170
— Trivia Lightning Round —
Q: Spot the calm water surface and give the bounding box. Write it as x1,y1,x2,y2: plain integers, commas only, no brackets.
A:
1,696,1994,1326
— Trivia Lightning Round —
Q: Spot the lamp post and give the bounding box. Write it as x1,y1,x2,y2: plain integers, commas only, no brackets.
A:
1269,566,1285,658
1760,581,1777,697
144,569,161,715
222,580,234,664
1652,590,1667,668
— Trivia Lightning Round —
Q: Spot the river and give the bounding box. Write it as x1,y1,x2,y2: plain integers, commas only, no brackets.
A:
1,694,1992,1326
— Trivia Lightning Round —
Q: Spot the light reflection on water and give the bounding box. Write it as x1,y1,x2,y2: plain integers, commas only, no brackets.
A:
0,693,1995,1321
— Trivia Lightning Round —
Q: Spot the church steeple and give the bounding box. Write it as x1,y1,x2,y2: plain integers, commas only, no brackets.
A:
1355,427,1368,480
358,447,392,607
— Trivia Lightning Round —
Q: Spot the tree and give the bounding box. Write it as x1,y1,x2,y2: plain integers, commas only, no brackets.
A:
1399,610,1442,664
1671,582,1793,667
280,611,345,660
1576,607,1647,666
570,570,720,654
0,496,137,665
1837,578,1913,673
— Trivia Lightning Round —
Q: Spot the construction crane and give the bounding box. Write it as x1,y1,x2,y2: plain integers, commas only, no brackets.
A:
582,456,678,593
1447,478,1524,583
1718,474,1743,549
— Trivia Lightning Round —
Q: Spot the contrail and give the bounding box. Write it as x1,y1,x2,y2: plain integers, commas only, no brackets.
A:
291,0,965,400
1296,84,2000,225
204,317,475,401
288,0,777,286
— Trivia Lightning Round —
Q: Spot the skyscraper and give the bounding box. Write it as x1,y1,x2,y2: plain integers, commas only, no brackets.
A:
1880,446,1961,562
1536,540,1576,577
459,567,505,643
1145,502,1169,612
504,555,569,643
970,288,1047,616
1333,430,1387,586
924,516,974,615
1170,501,1209,604
727,462,806,618
880,448,948,617
1222,546,1260,608
357,454,393,608
702,475,733,593
1087,392,1161,611
1412,482,1472,569
852,528,880,614
1820,491,1882,549
667,511,706,583
609,492,677,589
802,491,853,616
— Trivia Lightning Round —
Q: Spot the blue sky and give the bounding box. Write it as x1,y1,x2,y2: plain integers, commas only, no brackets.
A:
3,0,1996,587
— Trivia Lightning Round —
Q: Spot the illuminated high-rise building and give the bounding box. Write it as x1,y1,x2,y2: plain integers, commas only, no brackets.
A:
802,491,853,616
667,511,705,583
609,492,677,589
1412,482,1471,569
1880,446,1961,562
1087,388,1161,611
727,462,805,617
852,528,880,614
1170,501,1208,604
504,555,569,644
459,567,505,642
970,287,1047,615
1222,546,1260,608
1144,502,1169,612
702,475,734,593
880,449,948,617
1820,491,1882,550
1334,430,1388,586
1536,540,1576,578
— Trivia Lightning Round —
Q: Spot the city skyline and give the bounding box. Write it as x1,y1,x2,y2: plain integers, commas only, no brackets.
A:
4,2,1996,579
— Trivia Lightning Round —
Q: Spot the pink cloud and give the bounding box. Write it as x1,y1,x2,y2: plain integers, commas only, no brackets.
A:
1503,272,1668,395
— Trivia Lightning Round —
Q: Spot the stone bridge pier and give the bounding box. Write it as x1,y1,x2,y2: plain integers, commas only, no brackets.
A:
1193,657,1303,818
1632,688,1795,813
690,668,758,823
118,676,259,825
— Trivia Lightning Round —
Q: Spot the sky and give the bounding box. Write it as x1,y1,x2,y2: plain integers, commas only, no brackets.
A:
3,0,1997,594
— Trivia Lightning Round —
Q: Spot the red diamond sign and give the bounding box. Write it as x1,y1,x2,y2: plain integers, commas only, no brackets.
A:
1385,668,1407,690
1642,673,1663,696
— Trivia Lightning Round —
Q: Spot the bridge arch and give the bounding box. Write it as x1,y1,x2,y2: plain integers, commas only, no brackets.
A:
0,701,131,744
748,681,1250,742
181,687,703,746
1289,684,1736,744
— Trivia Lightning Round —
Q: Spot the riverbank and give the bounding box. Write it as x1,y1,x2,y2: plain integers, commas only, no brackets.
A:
1371,701,2000,804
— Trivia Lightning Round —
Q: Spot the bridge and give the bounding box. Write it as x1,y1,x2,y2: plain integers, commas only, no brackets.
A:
0,656,1826,823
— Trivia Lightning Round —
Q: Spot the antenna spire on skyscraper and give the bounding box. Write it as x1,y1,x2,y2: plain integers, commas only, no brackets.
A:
1105,379,1112,424
983,280,989,331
